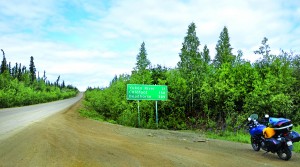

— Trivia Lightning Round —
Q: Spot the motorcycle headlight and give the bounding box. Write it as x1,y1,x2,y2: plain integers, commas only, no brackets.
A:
248,117,251,121
265,114,269,118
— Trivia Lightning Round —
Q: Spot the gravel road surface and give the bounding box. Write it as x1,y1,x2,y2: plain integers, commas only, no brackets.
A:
0,93,83,140
0,96,299,167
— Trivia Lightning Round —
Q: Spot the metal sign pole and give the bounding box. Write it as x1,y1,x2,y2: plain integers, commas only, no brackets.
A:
138,100,140,127
155,101,158,128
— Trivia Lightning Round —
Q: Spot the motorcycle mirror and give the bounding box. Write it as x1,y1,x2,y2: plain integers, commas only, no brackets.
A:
265,114,269,118
248,117,251,121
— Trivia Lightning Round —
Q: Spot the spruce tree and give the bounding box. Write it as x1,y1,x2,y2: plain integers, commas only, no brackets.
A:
177,22,202,116
135,42,150,72
202,44,210,64
177,22,201,76
17,63,22,80
1,49,7,74
132,42,152,84
12,63,18,78
214,26,235,68
61,80,65,88
56,75,60,87
8,62,11,75
43,70,47,81
29,56,36,83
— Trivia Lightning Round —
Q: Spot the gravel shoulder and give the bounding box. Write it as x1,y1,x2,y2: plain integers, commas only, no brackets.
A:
0,99,299,167
0,93,83,140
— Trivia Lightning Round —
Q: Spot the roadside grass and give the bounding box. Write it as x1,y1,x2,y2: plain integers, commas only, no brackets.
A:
77,107,300,153
78,108,104,121
293,126,300,153
78,108,117,124
206,130,250,144
206,126,300,153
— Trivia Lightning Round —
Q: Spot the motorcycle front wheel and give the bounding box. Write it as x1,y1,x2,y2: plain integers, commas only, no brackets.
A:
277,146,292,161
251,137,260,151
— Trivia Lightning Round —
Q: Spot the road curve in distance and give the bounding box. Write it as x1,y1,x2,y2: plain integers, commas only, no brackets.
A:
0,92,83,140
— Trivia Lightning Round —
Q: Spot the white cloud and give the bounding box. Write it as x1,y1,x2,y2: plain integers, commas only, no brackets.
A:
1,0,299,91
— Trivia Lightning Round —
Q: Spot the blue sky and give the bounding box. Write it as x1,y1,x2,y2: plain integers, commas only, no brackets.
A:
1,0,299,91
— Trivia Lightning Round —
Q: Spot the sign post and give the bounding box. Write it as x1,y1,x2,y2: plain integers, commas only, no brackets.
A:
137,100,140,127
155,101,158,128
127,84,168,127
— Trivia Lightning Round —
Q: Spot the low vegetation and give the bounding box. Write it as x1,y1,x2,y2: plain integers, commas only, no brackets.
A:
82,22,300,152
83,22,300,130
0,50,78,108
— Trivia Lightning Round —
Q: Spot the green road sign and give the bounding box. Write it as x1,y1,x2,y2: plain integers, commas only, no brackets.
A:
127,84,168,101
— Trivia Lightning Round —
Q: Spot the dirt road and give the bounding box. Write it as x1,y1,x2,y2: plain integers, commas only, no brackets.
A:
0,93,83,140
0,99,299,167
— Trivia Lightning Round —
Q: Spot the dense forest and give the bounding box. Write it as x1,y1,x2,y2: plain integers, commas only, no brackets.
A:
0,49,78,108
84,22,300,131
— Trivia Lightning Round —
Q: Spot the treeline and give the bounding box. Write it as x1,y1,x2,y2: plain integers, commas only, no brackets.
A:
0,49,78,108
84,23,300,130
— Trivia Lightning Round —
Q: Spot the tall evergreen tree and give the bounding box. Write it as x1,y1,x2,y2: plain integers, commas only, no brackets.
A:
132,42,152,84
134,42,150,72
56,75,60,87
12,63,18,78
43,70,47,81
214,26,235,68
17,63,22,80
61,80,65,88
8,62,11,75
177,22,201,75
1,49,7,74
202,44,210,64
29,56,36,83
177,22,203,116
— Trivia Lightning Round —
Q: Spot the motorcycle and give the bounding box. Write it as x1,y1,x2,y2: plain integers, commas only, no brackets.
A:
247,114,300,160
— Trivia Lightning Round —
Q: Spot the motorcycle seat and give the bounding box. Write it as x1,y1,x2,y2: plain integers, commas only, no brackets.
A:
269,117,290,127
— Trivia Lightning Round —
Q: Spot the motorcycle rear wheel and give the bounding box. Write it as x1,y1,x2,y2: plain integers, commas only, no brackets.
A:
277,146,292,161
251,137,260,151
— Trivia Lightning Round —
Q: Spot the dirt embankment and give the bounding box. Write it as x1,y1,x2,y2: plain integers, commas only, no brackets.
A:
0,100,299,167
